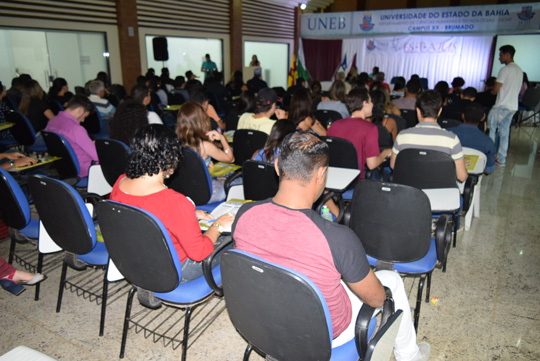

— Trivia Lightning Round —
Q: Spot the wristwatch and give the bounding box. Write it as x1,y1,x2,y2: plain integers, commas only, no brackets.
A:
8,160,15,168
212,222,224,234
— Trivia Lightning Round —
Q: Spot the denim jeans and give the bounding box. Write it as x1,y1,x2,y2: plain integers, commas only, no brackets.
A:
487,106,516,164
179,235,232,284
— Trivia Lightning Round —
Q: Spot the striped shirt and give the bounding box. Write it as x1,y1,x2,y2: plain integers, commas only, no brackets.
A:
392,121,463,160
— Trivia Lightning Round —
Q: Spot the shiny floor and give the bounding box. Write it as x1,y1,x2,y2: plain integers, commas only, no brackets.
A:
1,126,539,361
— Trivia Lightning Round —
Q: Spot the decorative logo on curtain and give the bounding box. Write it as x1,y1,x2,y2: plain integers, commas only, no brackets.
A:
365,36,462,55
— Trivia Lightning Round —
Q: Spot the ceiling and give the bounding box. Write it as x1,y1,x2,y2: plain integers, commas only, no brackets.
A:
260,0,335,13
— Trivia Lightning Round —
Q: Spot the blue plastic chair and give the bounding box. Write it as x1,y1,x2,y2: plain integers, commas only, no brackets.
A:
28,175,109,336
5,111,47,152
347,180,452,331
95,138,131,187
41,130,88,188
96,200,231,360
221,249,403,361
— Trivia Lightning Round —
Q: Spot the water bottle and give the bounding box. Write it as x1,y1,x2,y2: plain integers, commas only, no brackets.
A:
321,205,334,221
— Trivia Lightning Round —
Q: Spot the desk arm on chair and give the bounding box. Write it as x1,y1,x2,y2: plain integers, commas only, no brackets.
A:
202,236,234,297
315,191,345,223
461,175,475,215
355,287,395,360
435,215,452,272
223,170,243,198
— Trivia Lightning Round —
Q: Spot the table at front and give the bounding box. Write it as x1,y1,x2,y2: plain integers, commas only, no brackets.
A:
325,167,360,193
421,188,461,213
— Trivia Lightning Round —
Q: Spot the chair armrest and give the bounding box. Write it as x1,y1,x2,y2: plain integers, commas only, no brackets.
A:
81,192,103,221
315,191,344,223
435,215,452,265
224,169,243,198
202,236,234,297
355,287,394,360
461,175,475,214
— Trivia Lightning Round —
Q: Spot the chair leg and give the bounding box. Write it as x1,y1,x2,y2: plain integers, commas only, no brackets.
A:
119,287,136,359
99,275,109,336
8,236,16,264
35,252,44,301
425,272,432,303
56,261,68,313
243,344,253,361
452,214,458,248
414,276,426,331
181,307,193,361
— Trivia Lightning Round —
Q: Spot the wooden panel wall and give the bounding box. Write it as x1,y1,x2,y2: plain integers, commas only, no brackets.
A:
0,0,117,25
242,0,296,39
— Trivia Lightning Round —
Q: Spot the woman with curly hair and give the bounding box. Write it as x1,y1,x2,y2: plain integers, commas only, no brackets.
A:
176,101,234,202
109,99,149,145
109,124,234,282
18,79,54,132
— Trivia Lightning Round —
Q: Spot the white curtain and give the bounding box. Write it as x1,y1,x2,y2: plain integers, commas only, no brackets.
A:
342,35,493,91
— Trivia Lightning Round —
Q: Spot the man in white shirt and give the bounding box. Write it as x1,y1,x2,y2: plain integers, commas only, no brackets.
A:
131,85,163,125
487,45,523,166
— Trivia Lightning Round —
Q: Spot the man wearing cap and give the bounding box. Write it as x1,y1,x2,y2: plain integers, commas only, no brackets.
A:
246,68,268,94
237,88,281,135
201,54,217,80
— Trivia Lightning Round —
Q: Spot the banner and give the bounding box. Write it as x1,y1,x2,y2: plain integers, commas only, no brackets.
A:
301,3,540,37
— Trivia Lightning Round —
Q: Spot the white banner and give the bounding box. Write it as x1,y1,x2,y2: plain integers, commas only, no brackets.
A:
301,3,540,37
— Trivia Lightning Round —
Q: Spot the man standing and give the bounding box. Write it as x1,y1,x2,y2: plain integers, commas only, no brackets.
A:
45,95,97,178
233,132,430,361
487,45,523,166
327,88,392,180
201,54,217,80
390,90,468,182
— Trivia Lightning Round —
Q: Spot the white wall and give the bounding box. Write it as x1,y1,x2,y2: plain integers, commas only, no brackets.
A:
244,41,290,89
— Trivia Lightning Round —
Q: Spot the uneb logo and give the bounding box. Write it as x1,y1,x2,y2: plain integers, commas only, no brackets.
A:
361,15,375,31
517,6,534,21
367,40,376,51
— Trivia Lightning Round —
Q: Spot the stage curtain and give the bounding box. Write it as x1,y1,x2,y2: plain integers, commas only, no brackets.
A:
302,38,342,82
341,35,493,91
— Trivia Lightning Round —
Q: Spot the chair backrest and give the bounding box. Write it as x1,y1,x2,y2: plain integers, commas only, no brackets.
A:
399,109,417,128
222,250,333,361
97,200,181,293
438,118,461,129
320,136,359,169
95,138,131,187
167,147,212,206
462,147,487,174
82,106,103,135
28,175,96,255
41,130,80,179
521,87,540,109
349,181,432,263
6,111,37,146
393,148,456,189
376,123,393,150
0,168,31,230
387,114,406,134
242,160,279,201
315,109,342,129
232,129,268,167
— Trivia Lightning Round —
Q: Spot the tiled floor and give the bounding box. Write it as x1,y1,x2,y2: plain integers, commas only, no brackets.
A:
1,125,539,361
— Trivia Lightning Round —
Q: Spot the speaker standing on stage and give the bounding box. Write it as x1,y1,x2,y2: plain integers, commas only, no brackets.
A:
201,54,217,80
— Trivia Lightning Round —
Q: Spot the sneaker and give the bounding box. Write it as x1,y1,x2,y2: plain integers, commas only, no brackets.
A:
411,342,431,361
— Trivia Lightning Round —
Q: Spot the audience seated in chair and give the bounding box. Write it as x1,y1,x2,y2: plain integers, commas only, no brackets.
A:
448,102,496,174
390,90,468,183
130,84,163,125
18,79,54,132
109,99,149,145
176,101,234,203
316,80,350,119
44,95,98,178
232,132,431,361
110,124,234,282
327,88,392,180
440,86,477,121
288,88,327,136
392,78,422,112
252,119,296,163
88,80,115,122
237,88,283,135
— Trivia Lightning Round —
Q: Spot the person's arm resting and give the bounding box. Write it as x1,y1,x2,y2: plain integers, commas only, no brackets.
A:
346,269,386,308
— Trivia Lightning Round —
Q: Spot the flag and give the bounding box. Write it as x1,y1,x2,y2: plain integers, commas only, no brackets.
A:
348,54,357,76
333,55,347,80
287,53,297,88
297,39,311,82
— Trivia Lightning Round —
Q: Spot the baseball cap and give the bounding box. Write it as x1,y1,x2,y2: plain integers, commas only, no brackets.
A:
257,88,280,105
